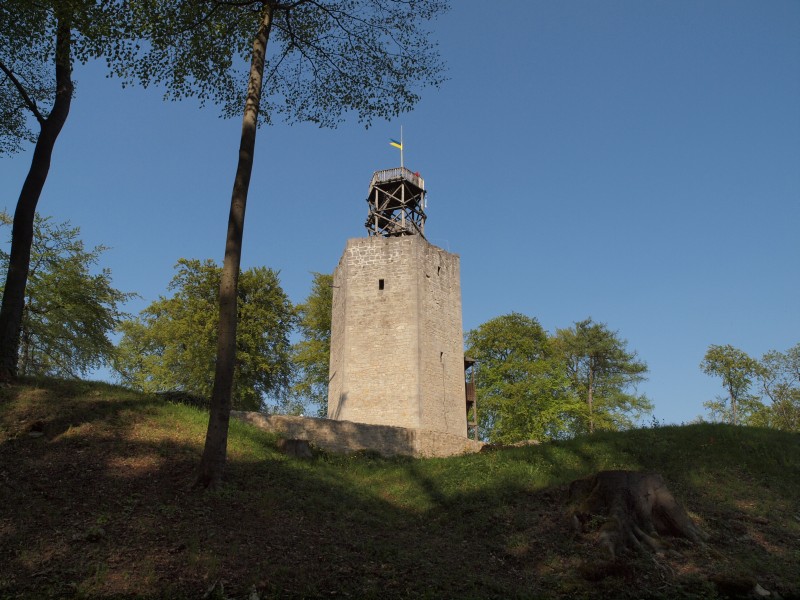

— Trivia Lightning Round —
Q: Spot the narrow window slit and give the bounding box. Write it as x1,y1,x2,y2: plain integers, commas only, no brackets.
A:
378,279,385,290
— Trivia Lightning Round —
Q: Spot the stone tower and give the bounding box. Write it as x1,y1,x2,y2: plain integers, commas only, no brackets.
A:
327,168,468,437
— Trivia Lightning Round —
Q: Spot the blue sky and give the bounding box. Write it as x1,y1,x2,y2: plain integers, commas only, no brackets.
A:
1,0,798,424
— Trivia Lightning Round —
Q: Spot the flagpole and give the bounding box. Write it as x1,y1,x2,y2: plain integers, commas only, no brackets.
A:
400,125,404,169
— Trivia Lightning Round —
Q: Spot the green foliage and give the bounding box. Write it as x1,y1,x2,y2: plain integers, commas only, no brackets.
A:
700,344,762,425
465,313,583,444
1,1,146,381
0,59,40,154
1,0,55,154
114,259,295,412
292,272,332,416
701,342,800,430
465,314,651,443
113,0,448,127
757,344,800,431
0,211,133,377
0,0,128,154
554,318,651,434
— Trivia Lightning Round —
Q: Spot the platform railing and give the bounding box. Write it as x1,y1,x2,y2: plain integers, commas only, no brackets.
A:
370,167,425,190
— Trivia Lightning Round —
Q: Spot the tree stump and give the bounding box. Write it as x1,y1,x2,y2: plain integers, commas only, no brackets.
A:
568,470,708,560
276,438,313,459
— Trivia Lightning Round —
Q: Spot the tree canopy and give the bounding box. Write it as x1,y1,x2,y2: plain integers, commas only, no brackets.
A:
700,342,799,430
0,0,122,153
292,272,332,416
465,313,582,444
700,344,761,426
465,314,651,443
115,259,295,412
113,0,448,127
554,318,651,434
0,0,131,380
756,344,800,431
0,211,132,378
1,0,60,155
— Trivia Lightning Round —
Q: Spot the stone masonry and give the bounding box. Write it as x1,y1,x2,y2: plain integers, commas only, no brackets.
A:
328,235,468,437
233,412,484,458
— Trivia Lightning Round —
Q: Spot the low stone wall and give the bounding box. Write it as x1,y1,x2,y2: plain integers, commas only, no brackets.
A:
232,412,484,458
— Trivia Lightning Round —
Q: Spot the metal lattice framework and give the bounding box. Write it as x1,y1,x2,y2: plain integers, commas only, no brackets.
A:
365,168,427,237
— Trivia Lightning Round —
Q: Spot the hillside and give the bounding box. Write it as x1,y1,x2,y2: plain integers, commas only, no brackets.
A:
1,379,798,599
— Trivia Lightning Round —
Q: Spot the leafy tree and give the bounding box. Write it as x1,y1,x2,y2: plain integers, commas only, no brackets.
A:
0,59,37,155
757,344,800,431
114,0,448,486
465,313,581,443
115,259,295,412
0,0,126,380
292,272,332,416
700,342,800,429
0,211,132,378
554,318,651,434
700,344,763,426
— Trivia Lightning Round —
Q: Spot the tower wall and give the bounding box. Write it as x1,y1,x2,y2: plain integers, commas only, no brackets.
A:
328,236,467,437
415,240,467,434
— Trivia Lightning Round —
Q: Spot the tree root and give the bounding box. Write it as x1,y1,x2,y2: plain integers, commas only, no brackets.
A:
568,470,708,560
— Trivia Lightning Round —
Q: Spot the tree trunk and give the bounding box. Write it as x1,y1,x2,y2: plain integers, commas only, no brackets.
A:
0,17,73,382
568,470,708,561
587,368,594,433
195,4,273,489
19,308,31,376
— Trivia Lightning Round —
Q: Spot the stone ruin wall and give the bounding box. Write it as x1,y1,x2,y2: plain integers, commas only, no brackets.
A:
233,412,484,458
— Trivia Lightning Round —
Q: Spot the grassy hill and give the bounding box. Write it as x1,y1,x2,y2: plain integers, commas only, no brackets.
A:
1,379,798,599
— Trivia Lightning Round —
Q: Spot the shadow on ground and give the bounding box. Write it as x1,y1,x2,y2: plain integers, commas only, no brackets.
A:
1,379,798,599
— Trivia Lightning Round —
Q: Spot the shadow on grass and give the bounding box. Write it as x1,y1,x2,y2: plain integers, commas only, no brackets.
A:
1,379,799,599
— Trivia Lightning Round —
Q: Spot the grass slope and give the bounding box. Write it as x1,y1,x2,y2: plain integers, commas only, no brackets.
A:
1,379,799,599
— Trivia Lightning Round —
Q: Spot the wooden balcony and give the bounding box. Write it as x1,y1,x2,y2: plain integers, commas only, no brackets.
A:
369,167,425,191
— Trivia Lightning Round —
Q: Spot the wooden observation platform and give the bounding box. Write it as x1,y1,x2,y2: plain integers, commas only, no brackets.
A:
365,167,427,237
